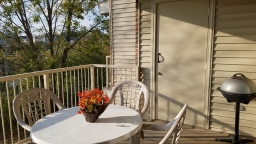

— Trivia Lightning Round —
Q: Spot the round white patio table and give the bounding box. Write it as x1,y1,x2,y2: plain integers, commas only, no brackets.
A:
30,105,142,144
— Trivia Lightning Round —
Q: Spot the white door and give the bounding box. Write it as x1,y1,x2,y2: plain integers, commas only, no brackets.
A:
156,0,209,127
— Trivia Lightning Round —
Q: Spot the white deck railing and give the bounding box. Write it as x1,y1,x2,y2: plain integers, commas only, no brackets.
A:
0,64,139,144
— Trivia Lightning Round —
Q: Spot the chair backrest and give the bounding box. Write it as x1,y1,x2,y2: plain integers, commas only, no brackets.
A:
13,88,66,131
160,104,188,144
109,80,149,116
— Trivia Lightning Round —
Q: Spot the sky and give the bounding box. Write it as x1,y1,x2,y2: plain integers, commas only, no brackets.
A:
31,7,98,35
0,1,101,36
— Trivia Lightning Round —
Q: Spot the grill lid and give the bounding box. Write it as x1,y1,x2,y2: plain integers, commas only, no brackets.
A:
219,73,256,94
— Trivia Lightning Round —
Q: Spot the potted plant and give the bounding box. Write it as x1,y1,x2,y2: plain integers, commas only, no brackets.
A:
77,88,110,122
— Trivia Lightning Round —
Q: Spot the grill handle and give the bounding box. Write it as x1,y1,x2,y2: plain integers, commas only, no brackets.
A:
232,73,246,79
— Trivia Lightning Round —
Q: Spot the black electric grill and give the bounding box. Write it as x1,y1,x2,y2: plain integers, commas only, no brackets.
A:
216,73,256,144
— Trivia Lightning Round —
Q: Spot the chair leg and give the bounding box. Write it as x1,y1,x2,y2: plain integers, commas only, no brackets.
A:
140,130,145,144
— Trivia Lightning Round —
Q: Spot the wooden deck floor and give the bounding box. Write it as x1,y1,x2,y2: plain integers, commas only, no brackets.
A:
119,123,256,144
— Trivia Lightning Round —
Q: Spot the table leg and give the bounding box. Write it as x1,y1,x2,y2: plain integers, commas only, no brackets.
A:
129,130,141,144
129,136,135,144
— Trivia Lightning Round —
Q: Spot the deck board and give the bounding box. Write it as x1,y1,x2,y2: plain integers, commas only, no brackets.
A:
119,123,256,144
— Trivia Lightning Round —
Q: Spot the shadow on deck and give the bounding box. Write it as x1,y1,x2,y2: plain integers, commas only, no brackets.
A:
119,123,256,144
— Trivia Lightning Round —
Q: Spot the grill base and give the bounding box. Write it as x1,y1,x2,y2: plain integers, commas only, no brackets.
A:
215,103,254,144
216,134,254,144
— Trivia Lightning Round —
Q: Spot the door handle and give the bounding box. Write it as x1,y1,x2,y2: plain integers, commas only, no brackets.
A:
158,72,162,75
158,53,164,63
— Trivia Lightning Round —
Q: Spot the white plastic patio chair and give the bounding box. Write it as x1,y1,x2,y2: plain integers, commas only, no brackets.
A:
109,80,149,116
141,104,188,144
13,88,66,144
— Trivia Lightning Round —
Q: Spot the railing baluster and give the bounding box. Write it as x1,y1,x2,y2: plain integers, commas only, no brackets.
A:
6,81,14,144
101,67,103,89
52,73,56,112
66,71,68,108
80,69,83,92
77,69,79,92
61,72,64,106
71,70,73,107
69,70,73,107
57,72,60,98
87,68,90,89
84,68,87,91
13,80,20,142
39,76,41,88
52,73,55,92
19,78,26,139
75,70,78,106
96,67,99,89
0,92,6,144
26,78,29,90
32,76,35,88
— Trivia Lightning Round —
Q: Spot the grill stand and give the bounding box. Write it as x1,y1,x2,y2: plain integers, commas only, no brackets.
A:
215,103,254,144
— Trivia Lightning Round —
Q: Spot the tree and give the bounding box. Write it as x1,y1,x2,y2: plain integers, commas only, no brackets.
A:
67,28,109,66
0,0,109,74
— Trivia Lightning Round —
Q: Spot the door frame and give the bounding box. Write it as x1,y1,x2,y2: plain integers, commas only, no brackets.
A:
149,0,215,129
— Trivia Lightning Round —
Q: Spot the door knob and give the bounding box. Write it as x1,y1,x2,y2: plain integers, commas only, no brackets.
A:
158,72,162,75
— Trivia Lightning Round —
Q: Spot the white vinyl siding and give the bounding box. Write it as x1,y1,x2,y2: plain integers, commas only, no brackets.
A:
210,0,256,137
139,1,151,79
139,1,152,121
110,0,137,66
110,0,153,120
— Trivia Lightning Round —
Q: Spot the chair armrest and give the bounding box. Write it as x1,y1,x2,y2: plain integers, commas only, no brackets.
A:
16,118,32,131
142,119,175,131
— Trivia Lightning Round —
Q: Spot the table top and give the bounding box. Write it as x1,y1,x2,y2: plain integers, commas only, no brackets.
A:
30,105,142,144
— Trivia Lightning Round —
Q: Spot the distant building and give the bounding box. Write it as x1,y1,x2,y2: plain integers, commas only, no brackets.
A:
34,34,48,42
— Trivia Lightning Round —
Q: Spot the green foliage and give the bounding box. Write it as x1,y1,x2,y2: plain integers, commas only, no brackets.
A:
0,2,109,141
67,28,109,66
0,0,109,75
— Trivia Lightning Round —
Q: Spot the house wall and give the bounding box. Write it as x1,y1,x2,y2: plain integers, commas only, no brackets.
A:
109,0,138,84
110,0,256,137
139,1,152,120
110,0,152,120
210,0,256,137
110,0,138,66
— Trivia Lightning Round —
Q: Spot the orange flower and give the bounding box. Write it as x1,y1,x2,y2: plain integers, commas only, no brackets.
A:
78,109,82,114
77,88,110,113
103,95,110,103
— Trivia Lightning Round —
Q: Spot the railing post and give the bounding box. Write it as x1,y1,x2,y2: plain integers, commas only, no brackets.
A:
43,74,49,89
90,67,95,89
43,74,51,112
